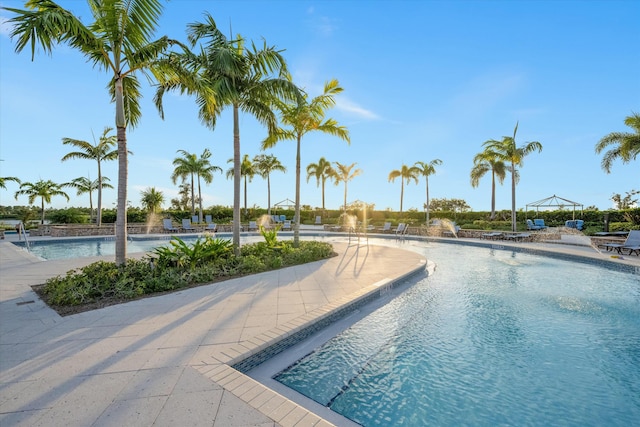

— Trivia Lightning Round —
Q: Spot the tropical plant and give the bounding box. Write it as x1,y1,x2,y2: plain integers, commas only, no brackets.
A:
262,80,350,246
414,159,442,225
388,164,420,213
140,187,165,214
154,14,300,252
68,176,113,223
61,127,118,226
253,154,286,215
151,235,233,269
170,182,192,211
226,154,255,218
14,179,70,224
482,123,542,231
306,157,334,211
595,112,640,173
259,224,281,247
5,0,177,264
611,190,639,210
0,176,21,189
331,162,362,214
470,148,506,221
172,149,221,221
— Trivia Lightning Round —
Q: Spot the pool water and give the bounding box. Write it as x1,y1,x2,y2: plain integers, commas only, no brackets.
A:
275,243,640,426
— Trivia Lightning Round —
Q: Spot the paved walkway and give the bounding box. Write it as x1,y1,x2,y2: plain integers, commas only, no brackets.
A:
0,236,427,427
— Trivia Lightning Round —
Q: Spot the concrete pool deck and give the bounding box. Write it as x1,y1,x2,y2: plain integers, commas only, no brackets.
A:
1,233,638,426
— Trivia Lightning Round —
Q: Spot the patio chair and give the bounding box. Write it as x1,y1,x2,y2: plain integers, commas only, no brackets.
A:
394,223,407,236
377,222,392,233
621,230,640,255
282,220,292,231
248,221,258,231
205,222,217,232
162,218,179,233
191,215,199,224
533,219,547,229
182,218,196,232
205,214,213,223
315,215,322,225
600,230,638,254
527,219,542,230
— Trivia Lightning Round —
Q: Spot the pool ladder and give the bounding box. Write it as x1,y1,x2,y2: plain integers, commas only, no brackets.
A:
18,223,31,252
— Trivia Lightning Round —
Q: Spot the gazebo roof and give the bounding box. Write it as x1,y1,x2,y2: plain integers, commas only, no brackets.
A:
526,194,583,209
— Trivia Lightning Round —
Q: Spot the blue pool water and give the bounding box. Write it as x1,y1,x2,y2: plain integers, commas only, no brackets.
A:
15,236,207,260
275,243,640,426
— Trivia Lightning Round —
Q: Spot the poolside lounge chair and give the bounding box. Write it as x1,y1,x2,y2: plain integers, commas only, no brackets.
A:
191,215,199,224
248,221,258,231
395,223,407,236
282,220,292,231
527,219,542,230
621,230,640,255
182,218,196,232
533,219,547,229
205,214,213,223
205,222,217,232
481,232,503,240
162,218,179,233
315,215,322,225
377,222,392,233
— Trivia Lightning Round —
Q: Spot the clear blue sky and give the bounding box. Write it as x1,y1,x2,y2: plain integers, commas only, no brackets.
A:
1,0,638,213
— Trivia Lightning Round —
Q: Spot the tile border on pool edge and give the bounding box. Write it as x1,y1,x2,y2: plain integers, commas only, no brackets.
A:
195,258,428,427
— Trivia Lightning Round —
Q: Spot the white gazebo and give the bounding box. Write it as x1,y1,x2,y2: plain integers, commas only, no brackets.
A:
525,194,584,220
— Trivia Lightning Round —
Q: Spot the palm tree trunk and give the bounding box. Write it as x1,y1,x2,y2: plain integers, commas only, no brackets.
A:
400,180,404,213
321,176,326,211
115,77,128,266
232,104,241,252
243,176,248,218
343,182,348,213
190,173,195,216
511,162,516,232
97,160,102,226
267,174,271,216
40,197,45,224
115,125,128,265
89,189,94,224
197,175,203,223
490,172,496,220
294,135,301,247
425,177,430,226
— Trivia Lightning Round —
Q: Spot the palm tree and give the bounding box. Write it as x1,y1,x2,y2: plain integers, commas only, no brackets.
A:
253,154,286,216
595,112,640,173
154,15,300,251
262,80,350,246
172,149,221,222
0,176,21,190
482,123,542,231
140,187,164,214
331,162,362,213
14,179,70,224
61,127,118,226
470,150,506,221
226,155,255,218
306,157,334,211
5,0,176,265
68,176,114,224
414,159,442,225
388,164,420,213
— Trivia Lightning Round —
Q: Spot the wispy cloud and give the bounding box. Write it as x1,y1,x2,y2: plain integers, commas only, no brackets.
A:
305,6,337,37
335,97,380,121
448,70,526,115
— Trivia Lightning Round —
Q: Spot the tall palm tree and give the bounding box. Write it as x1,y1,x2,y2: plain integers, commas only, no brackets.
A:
0,176,21,190
331,162,362,213
253,154,286,216
226,155,255,218
14,179,70,224
483,123,542,231
172,149,221,222
414,159,442,225
68,176,113,223
595,112,640,173
140,187,164,214
5,0,175,264
306,157,334,211
61,127,118,226
388,164,420,213
262,80,350,246
470,150,506,221
154,15,300,251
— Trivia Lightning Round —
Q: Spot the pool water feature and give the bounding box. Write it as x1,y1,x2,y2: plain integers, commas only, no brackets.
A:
273,243,640,426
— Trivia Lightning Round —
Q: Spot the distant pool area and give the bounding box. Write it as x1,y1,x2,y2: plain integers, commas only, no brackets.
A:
13,235,215,260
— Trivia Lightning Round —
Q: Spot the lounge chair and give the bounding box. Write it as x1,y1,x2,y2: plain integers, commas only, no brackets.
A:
315,215,322,225
395,223,407,236
192,215,199,224
527,219,542,230
205,214,213,223
282,220,292,231
482,232,503,240
377,222,392,233
182,218,196,232
205,222,217,232
162,218,179,233
621,230,640,255
575,220,584,231
533,219,547,229
248,221,258,231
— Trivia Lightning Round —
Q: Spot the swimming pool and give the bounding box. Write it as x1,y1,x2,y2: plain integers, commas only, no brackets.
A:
14,235,211,260
273,242,640,426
